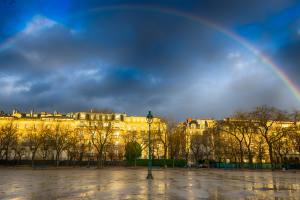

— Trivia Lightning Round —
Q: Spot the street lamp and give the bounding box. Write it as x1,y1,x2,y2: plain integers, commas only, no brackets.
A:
146,110,154,179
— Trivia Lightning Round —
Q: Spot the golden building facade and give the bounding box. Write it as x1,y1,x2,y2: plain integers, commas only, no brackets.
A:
182,117,300,164
0,110,166,161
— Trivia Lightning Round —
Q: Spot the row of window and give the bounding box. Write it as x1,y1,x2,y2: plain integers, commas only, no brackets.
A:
75,114,152,124
76,113,125,121
1,123,72,129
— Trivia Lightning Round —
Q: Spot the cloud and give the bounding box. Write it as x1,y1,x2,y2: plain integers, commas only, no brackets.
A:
273,37,300,86
24,15,57,35
169,0,298,26
0,7,299,119
0,75,30,95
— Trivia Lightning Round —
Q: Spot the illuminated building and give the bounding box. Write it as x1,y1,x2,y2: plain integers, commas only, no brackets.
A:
182,117,300,164
0,110,166,161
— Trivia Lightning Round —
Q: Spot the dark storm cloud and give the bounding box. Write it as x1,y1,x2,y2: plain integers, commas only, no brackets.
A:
79,11,229,75
29,81,52,95
184,0,297,25
0,1,300,119
279,42,300,66
77,0,298,26
0,50,29,72
275,39,300,85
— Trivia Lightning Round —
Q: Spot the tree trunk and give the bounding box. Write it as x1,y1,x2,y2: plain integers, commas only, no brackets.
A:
268,144,274,169
164,148,167,168
206,153,210,168
18,154,22,165
239,142,244,168
172,157,175,168
67,152,70,166
5,147,9,161
56,152,60,167
247,148,253,164
98,152,103,168
31,151,36,168
248,152,253,168
185,152,189,164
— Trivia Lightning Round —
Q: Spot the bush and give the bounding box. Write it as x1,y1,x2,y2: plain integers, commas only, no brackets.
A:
132,159,187,167
124,141,142,162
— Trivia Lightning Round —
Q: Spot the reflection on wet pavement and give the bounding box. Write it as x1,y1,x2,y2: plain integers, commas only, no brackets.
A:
0,168,299,199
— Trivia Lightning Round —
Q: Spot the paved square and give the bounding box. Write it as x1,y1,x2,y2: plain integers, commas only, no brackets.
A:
0,168,299,199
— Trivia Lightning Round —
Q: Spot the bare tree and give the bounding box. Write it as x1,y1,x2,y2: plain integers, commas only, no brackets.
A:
273,138,291,165
225,135,240,164
168,126,184,167
190,133,204,163
289,128,300,155
250,106,291,169
290,111,300,154
50,123,71,167
25,125,42,167
89,121,113,168
155,118,173,168
106,141,116,162
233,112,257,164
0,122,18,161
39,124,52,161
73,128,87,163
255,136,266,167
212,124,226,166
201,128,216,167
12,135,26,164
182,123,190,164
65,129,81,166
219,116,246,167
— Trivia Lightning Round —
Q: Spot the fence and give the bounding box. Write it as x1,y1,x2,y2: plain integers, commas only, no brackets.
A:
0,159,187,167
212,162,300,169
0,159,125,167
1,159,299,169
126,159,187,167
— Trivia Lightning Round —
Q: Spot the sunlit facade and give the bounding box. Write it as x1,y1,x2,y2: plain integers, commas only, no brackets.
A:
182,117,300,164
0,110,166,161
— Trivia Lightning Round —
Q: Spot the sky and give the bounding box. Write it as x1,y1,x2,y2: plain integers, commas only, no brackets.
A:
0,0,300,120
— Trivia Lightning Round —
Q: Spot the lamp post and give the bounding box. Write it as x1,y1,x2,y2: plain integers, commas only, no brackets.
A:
146,111,154,179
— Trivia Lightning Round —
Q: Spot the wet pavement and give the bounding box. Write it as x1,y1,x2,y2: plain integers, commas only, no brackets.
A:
0,168,299,200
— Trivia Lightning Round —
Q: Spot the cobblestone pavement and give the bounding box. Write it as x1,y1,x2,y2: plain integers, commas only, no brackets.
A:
0,168,299,200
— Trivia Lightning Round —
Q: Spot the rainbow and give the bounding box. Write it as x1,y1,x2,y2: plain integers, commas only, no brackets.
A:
1,5,299,102
86,5,300,102
0,35,17,53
